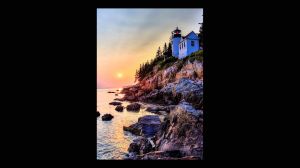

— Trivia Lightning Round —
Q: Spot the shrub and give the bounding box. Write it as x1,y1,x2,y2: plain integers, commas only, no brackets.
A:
188,50,203,63
156,56,178,71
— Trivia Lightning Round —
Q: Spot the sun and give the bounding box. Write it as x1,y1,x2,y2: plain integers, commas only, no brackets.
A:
117,73,123,78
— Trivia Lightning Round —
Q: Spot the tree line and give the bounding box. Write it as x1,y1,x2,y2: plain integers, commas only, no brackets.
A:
135,42,172,82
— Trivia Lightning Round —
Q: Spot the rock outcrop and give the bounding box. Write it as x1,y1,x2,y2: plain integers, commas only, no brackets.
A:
125,102,203,160
115,105,124,112
143,78,203,109
137,151,201,160
122,54,204,160
155,102,203,159
101,114,114,121
120,60,203,104
123,115,161,137
127,137,154,155
126,103,141,112
145,105,170,113
145,104,172,116
109,101,122,106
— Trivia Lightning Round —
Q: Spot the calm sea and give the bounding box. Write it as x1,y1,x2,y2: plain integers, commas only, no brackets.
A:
97,88,157,160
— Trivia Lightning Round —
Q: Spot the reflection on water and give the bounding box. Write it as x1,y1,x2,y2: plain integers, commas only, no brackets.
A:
97,89,157,160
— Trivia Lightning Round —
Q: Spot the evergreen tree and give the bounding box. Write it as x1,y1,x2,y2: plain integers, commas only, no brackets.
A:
163,43,167,55
163,42,167,61
156,47,162,58
199,22,203,49
167,42,172,57
135,69,138,82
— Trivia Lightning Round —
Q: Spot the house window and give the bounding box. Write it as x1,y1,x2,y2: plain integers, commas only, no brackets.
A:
191,41,194,46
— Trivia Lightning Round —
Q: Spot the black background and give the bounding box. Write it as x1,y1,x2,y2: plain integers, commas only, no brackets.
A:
3,0,296,165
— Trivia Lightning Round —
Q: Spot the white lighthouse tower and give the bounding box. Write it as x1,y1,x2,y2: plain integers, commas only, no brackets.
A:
170,27,181,58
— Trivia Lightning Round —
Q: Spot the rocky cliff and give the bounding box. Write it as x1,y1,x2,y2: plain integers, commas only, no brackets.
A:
121,55,203,107
122,51,204,160
125,102,203,160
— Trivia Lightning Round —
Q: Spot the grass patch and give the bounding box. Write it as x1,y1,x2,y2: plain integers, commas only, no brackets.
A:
157,56,178,70
183,50,203,63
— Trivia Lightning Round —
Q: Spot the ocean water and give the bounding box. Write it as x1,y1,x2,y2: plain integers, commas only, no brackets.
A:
97,88,158,160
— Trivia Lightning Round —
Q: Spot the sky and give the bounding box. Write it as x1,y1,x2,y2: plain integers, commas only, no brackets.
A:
97,8,203,89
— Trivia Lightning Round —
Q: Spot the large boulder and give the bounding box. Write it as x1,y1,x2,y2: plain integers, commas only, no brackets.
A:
123,115,161,137
123,125,141,136
126,103,141,112
127,137,154,155
146,105,169,113
101,114,114,121
109,101,122,106
155,102,203,159
145,105,170,116
138,115,161,137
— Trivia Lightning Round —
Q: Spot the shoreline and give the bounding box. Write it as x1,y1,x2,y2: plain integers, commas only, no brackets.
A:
117,81,203,160
99,53,203,160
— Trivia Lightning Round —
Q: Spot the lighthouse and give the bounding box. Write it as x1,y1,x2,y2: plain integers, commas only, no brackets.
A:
170,27,181,58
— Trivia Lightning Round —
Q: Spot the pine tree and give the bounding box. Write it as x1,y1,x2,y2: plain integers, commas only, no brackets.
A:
163,43,167,61
156,47,162,58
163,43,167,55
199,22,203,49
167,42,172,57
135,69,138,82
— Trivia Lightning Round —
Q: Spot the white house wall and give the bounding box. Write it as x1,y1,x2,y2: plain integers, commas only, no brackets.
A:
179,40,188,59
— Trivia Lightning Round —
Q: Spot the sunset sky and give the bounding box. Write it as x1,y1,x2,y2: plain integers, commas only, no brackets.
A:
97,8,203,89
